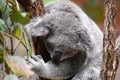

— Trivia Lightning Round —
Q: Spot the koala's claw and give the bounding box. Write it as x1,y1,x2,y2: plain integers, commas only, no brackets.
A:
31,55,42,62
25,55,44,68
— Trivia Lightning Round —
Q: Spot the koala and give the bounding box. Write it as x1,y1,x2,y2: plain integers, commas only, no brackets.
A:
26,1,103,80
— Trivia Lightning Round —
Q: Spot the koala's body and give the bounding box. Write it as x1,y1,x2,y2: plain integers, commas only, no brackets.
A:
26,1,103,80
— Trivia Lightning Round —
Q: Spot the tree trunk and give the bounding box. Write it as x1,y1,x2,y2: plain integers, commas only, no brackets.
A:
17,0,45,18
17,0,50,80
100,0,119,80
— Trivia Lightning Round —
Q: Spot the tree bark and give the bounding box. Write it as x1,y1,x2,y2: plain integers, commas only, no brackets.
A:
17,0,45,18
100,0,119,80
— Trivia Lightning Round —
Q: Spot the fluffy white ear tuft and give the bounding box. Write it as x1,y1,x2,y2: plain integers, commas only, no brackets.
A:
25,17,49,37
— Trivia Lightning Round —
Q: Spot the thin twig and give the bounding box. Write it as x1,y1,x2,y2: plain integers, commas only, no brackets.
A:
20,25,34,60
21,27,29,60
14,35,29,51
8,27,14,55
12,26,23,53
0,30,28,52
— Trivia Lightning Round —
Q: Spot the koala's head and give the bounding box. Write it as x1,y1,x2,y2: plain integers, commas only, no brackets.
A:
27,12,92,63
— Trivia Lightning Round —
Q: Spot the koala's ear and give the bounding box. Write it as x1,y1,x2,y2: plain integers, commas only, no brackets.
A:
25,18,49,37
30,26,49,37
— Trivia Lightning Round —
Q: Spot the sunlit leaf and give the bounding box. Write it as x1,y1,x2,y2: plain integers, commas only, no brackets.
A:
21,12,30,18
43,0,58,4
8,0,16,6
13,25,21,38
10,8,30,25
5,55,34,78
4,74,18,80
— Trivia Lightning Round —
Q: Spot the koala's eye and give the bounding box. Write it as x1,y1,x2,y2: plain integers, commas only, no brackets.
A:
51,50,63,64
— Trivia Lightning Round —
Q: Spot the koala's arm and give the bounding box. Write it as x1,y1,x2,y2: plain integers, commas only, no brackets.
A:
72,52,102,80
27,54,86,80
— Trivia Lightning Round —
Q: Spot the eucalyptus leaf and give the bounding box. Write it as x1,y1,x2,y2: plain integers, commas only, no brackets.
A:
4,74,18,80
0,34,3,45
10,8,30,25
0,18,7,31
0,0,10,21
0,48,3,55
23,35,32,56
0,57,3,63
5,55,34,77
44,0,58,4
13,25,21,38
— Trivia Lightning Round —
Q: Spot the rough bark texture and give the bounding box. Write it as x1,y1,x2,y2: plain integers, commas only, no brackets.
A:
17,0,45,18
100,0,119,80
17,0,50,80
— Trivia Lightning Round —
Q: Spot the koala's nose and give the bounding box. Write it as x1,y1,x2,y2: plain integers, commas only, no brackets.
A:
51,51,63,64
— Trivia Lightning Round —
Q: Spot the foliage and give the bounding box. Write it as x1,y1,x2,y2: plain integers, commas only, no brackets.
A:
0,0,33,79
4,74,19,80
43,0,59,4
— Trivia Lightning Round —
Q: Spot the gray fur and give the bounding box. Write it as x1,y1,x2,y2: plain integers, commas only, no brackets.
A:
26,1,103,80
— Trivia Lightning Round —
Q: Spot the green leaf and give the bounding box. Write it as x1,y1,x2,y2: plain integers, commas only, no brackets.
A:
0,34,3,45
0,56,3,63
0,7,2,18
0,0,6,11
5,55,34,77
13,25,21,38
21,12,30,18
0,18,7,31
5,17,12,27
0,0,10,21
4,74,18,80
23,35,32,56
0,49,3,55
8,0,16,7
43,0,57,4
10,8,30,25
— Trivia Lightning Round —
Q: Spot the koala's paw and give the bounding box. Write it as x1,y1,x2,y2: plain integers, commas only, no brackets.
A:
72,67,100,80
25,55,44,70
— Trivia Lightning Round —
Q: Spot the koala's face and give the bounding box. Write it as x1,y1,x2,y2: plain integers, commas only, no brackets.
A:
30,13,85,63
45,34,79,63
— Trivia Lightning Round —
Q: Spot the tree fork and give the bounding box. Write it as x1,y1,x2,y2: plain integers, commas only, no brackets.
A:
100,0,119,80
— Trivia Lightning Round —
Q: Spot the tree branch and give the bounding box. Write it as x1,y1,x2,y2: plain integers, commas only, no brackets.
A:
100,0,119,80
